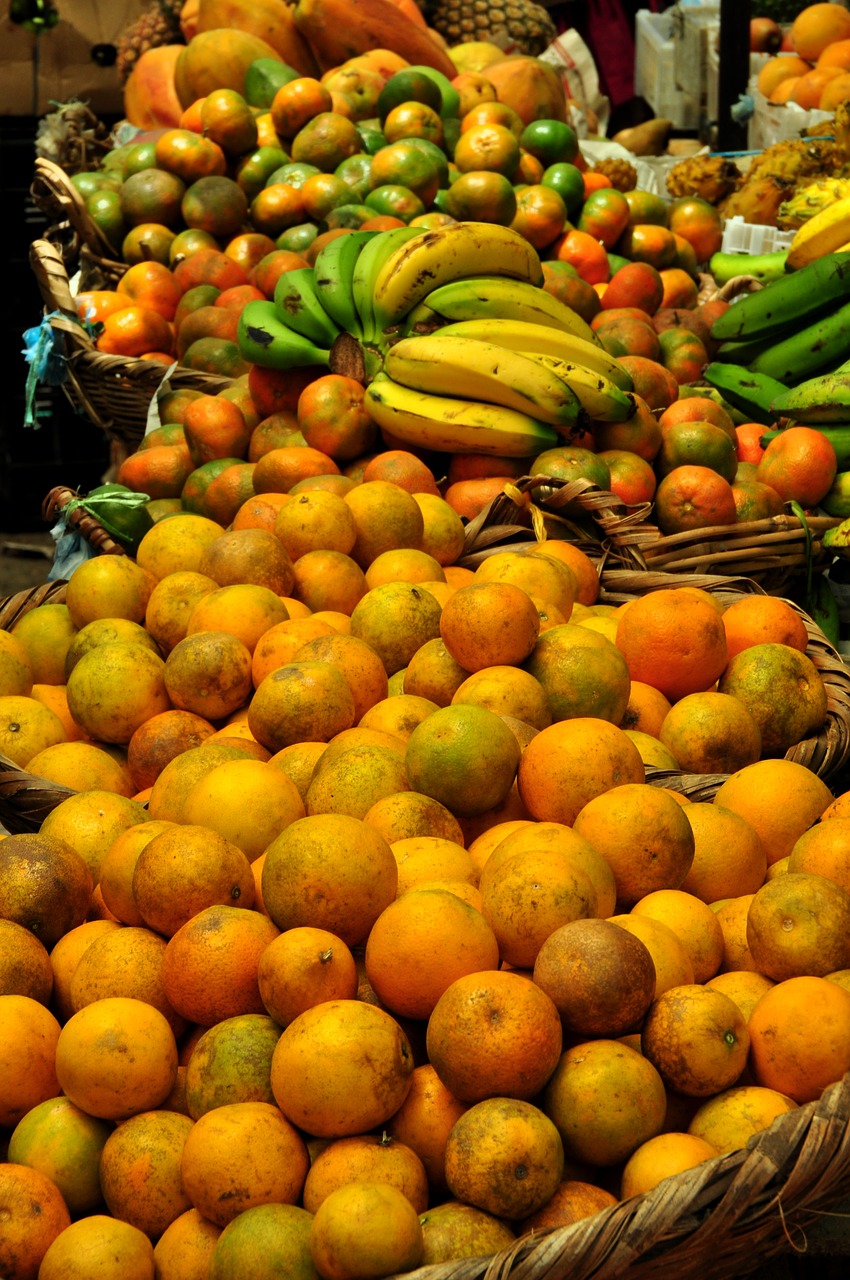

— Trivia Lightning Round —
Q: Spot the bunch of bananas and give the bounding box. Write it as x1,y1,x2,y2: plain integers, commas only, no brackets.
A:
236,222,638,457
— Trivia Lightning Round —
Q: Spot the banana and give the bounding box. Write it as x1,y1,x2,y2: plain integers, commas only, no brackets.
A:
759,424,850,469
351,225,425,344
363,371,559,457
313,229,379,337
384,334,588,430
710,252,850,342
749,297,850,384
820,470,850,518
272,266,341,349
434,317,634,392
702,363,787,425
418,275,600,345
708,249,790,287
770,362,850,423
522,352,636,422
236,300,331,370
371,222,544,339
787,198,850,271
713,333,785,365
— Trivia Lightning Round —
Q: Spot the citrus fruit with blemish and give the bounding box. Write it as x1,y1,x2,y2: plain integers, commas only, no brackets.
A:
257,927,357,1027
686,1084,797,1154
64,554,156,628
517,717,644,825
0,832,93,951
404,703,521,819
303,1133,429,1214
718,642,827,754
679,802,768,904
163,629,253,721
524,623,632,724
641,983,749,1097
479,847,598,969
131,823,255,937
136,511,226,579
0,1162,72,1280
533,917,656,1038
183,1013,282,1119
161,904,280,1028
745,871,850,980
68,924,185,1038
631,888,725,984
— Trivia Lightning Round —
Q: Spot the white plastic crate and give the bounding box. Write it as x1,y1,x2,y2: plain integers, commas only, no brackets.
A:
720,215,795,254
635,10,700,130
747,82,832,150
673,3,721,95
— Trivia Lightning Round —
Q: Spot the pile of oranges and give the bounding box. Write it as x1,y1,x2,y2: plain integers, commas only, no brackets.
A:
2,476,850,1279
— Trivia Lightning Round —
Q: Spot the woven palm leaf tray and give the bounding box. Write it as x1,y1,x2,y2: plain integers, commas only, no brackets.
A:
28,237,235,459
2,571,850,1277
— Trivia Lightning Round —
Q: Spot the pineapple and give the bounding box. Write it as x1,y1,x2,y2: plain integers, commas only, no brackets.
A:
589,158,638,192
425,0,557,56
116,0,184,84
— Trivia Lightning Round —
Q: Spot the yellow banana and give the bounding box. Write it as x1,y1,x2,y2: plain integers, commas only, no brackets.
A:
363,372,559,457
371,222,543,338
523,352,636,422
418,275,601,345
787,197,850,271
435,317,634,392
384,334,587,429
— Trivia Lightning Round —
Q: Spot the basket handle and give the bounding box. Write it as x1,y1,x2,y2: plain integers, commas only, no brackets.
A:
30,156,119,263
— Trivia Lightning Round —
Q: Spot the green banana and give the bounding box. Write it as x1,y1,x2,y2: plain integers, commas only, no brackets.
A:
236,299,331,370
769,361,850,422
749,297,850,384
351,225,425,344
759,424,850,470
313,229,379,337
418,275,600,345
707,249,789,288
371,222,544,339
435,317,634,392
384,334,587,430
521,351,636,422
820,470,850,518
363,371,559,457
272,266,341,348
713,332,789,365
710,252,850,342
702,362,788,425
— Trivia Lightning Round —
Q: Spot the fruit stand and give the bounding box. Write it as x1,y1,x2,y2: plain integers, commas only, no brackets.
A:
7,2,850,1278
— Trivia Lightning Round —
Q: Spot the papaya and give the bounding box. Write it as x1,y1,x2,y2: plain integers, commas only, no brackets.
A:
291,0,457,78
482,56,568,125
174,29,285,108
123,45,184,130
194,0,319,76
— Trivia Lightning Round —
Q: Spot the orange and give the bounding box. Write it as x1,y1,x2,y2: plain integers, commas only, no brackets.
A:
65,641,169,745
96,304,175,357
620,1131,718,1197
609,912,695,997
521,1181,617,1236
24,739,134,797
183,758,305,859
10,603,77,687
69,925,185,1038
153,1209,222,1278
631,887,725,983
343,479,425,567
705,969,775,1021
197,528,295,596
479,847,598,968
403,636,470,706
0,693,67,767
98,1108,193,1238
309,1181,424,1278
136,511,225,579
615,587,727,702
251,616,337,687
721,593,809,660
232,490,291,531
303,742,410,820
0,832,93,951
364,888,499,1020
524,624,632,724
291,549,367,615
0,994,61,1128
6,1095,111,1217
679,802,768,903
550,226,611,285
348,581,443,676
687,1084,797,1154
425,969,562,1103
96,821,174,927
47,919,121,1023
249,661,357,751
163,629,254,721
572,782,696,908
161,904,280,1027
0,918,53,1004
527,540,599,606
257,926,357,1026
0,630,34,697
437,580,540,671
749,974,850,1102
543,1037,667,1167
451,665,552,731
756,424,837,506
517,716,644,825
270,998,415,1137
391,835,478,894
386,1062,468,1195
64,555,156,628
181,1100,309,1227
55,996,178,1120
654,464,737,535
712,758,834,867
143,570,218,654
303,1133,429,1213
444,1097,564,1221
792,2,850,59
183,1013,282,1119
404,703,521,819
38,789,150,886
292,632,389,723
641,983,749,1096
659,690,763,775
146,741,255,824
38,1215,154,1280
261,812,398,945
712,894,759,974
788,815,850,893
359,692,439,741
718,642,827,754
620,680,673,737
362,789,464,846
130,823,255,937
474,546,576,615
746,871,850,979
0,1163,72,1279
127,709,216,792
533,916,656,1037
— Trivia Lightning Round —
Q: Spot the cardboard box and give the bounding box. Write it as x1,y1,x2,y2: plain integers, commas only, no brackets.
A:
0,1,146,118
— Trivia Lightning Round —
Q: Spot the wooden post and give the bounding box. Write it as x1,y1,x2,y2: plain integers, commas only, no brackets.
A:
716,0,751,150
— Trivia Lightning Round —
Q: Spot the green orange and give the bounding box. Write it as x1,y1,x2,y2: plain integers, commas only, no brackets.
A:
519,118,579,166
444,171,517,225
540,162,585,216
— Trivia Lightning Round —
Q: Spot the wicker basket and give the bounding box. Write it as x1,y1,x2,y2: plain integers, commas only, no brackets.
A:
30,156,128,289
28,237,235,459
459,476,844,597
2,579,850,1276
